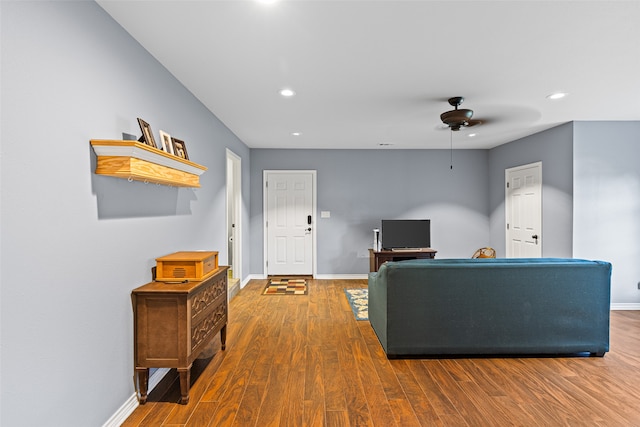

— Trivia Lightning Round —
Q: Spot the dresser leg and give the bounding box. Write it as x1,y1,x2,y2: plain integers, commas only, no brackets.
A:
136,368,149,404
220,324,227,350
178,365,191,404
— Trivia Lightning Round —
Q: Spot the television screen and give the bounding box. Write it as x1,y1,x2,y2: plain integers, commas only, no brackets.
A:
381,219,431,250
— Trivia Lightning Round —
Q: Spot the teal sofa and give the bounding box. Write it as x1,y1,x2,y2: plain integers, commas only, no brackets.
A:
368,258,611,358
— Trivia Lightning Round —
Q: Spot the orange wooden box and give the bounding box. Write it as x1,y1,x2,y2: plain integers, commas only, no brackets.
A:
155,251,218,282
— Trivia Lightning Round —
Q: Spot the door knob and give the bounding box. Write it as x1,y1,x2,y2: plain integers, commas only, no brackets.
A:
532,234,539,244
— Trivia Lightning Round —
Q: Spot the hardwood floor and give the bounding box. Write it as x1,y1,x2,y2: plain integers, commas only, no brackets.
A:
122,278,640,426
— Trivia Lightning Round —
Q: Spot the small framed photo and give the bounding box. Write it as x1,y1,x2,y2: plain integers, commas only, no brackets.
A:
171,137,189,160
158,130,174,154
137,118,157,149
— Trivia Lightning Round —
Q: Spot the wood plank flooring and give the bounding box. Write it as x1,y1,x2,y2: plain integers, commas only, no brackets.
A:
122,278,640,426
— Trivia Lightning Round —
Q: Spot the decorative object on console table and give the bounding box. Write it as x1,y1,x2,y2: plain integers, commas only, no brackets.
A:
373,228,381,251
155,251,218,282
132,265,229,405
369,248,437,272
90,139,207,187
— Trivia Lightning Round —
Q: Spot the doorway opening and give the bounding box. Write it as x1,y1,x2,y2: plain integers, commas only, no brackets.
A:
226,149,242,297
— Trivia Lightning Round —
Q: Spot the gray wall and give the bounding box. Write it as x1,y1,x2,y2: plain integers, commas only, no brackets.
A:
488,123,574,257
250,149,490,275
1,2,250,426
573,121,640,304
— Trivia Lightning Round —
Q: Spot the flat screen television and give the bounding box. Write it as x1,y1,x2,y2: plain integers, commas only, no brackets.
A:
381,219,431,250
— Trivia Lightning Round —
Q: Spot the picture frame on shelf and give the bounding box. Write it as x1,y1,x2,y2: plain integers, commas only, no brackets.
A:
137,118,157,149
171,137,189,160
159,130,174,155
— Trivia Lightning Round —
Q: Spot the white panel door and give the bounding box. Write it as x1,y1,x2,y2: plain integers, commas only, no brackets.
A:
265,171,314,275
506,162,542,258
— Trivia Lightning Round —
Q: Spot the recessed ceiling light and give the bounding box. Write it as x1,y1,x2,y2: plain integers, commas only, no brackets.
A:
291,132,302,136
468,133,477,138
547,92,568,100
256,0,278,5
279,88,296,98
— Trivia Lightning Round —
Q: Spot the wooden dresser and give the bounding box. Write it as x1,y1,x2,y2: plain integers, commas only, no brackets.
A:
132,266,228,404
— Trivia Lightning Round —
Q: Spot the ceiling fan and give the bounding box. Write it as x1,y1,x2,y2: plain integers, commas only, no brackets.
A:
440,96,484,131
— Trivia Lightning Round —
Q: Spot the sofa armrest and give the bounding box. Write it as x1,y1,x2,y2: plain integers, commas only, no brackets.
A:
368,268,388,353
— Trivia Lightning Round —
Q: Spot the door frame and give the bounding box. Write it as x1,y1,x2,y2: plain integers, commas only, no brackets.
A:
262,170,317,278
505,161,542,258
226,149,242,284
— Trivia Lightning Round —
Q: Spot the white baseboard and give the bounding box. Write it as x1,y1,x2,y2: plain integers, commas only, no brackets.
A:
244,273,368,282
314,274,368,280
102,394,138,427
241,275,258,288
611,303,640,310
102,368,170,427
228,278,241,299
243,274,369,282
241,274,265,285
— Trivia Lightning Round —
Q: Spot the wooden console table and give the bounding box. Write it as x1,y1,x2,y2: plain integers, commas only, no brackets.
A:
369,248,437,272
132,266,228,404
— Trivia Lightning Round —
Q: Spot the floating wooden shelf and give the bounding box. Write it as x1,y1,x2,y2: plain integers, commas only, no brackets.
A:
90,140,207,188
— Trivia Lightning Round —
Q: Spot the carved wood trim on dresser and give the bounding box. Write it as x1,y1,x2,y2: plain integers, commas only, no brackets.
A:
132,266,228,404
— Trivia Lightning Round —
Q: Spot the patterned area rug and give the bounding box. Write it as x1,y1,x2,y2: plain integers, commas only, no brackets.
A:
344,288,368,320
263,278,308,295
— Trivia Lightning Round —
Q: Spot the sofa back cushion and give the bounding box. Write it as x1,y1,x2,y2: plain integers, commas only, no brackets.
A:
377,258,611,356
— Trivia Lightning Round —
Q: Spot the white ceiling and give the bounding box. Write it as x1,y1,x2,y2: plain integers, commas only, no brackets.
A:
97,0,640,150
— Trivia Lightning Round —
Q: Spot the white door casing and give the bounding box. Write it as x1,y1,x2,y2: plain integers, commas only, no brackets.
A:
264,171,316,276
505,162,542,258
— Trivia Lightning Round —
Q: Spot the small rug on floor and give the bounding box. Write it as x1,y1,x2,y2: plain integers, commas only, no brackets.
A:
263,278,308,295
344,288,368,320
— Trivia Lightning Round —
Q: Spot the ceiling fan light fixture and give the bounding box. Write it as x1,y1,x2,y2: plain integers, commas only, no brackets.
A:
440,108,474,130
439,96,476,131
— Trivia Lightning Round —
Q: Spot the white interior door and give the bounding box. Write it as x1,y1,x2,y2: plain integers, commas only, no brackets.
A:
264,171,315,276
506,162,542,257
226,149,242,283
